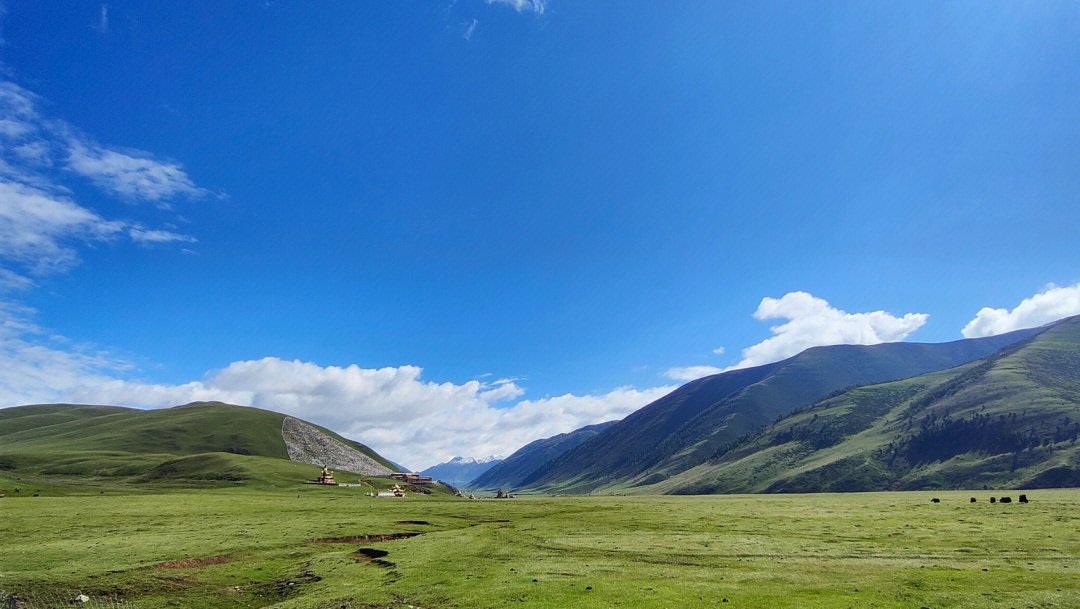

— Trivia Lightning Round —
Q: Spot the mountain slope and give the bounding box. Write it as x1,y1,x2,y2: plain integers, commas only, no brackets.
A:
471,421,617,490
525,326,1047,493
419,456,502,488
651,315,1080,494
0,401,400,489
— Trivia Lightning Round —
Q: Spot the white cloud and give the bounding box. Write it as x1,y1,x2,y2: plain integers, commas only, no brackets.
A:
0,300,673,469
667,292,928,377
711,346,725,355
486,0,546,14
127,226,197,244
664,366,723,382
64,138,207,202
0,179,125,274
2,340,674,468
0,269,35,293
463,18,478,40
0,79,206,275
732,292,928,369
0,300,136,408
962,283,1080,338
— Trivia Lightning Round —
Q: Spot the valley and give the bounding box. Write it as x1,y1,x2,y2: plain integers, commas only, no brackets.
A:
3,488,1079,608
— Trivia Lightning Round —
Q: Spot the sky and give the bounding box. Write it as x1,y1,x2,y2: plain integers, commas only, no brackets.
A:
1,1,1079,469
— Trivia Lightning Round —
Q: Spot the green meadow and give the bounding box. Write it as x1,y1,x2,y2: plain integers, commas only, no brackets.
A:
3,487,1079,608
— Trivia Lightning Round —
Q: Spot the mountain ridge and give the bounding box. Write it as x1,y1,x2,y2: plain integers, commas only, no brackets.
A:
419,455,503,487
471,420,618,490
523,325,1051,493
646,315,1080,494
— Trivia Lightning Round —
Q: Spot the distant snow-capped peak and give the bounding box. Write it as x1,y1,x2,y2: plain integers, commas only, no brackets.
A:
448,455,503,465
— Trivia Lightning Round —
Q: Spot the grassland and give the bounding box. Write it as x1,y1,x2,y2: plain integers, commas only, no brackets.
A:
3,488,1080,608
0,403,401,495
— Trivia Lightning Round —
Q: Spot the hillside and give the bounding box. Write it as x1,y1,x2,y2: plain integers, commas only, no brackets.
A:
471,421,616,490
524,326,1047,493
0,401,401,492
419,455,502,488
648,315,1080,494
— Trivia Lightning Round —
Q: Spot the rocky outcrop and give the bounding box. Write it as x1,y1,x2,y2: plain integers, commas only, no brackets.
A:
281,416,392,477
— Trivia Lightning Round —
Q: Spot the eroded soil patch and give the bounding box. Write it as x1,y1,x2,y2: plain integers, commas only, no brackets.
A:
352,548,395,569
395,520,431,526
156,554,232,569
352,548,390,561
307,532,420,544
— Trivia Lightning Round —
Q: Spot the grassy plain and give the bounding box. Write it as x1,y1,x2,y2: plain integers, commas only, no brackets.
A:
3,488,1080,608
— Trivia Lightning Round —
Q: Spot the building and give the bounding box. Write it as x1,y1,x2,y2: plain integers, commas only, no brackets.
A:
316,466,337,485
377,484,406,498
390,472,434,484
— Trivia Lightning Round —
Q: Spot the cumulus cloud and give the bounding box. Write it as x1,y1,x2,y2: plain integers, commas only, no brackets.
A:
667,292,929,378
0,300,673,469
664,366,723,382
711,346,725,355
734,292,928,368
486,0,546,14
0,80,203,275
962,283,1080,338
2,333,674,468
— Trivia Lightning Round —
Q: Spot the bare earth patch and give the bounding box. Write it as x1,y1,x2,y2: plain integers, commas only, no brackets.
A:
156,554,232,569
307,532,420,544
352,548,390,562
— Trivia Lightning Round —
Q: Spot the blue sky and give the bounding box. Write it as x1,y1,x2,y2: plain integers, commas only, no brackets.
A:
1,1,1079,467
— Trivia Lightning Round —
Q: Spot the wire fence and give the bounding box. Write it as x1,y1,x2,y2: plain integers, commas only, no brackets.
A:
0,591,138,609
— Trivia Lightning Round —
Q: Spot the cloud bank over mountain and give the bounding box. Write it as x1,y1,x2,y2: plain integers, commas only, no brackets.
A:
963,283,1080,338
666,292,929,381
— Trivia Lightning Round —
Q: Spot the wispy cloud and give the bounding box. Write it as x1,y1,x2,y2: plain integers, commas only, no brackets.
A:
64,138,207,202
96,4,109,33
962,283,1080,338
0,80,204,275
486,0,546,15
463,18,478,40
664,366,722,382
127,226,198,244
711,346,725,355
0,179,125,274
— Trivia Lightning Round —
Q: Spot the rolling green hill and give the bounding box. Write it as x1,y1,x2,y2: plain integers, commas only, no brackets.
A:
647,315,1080,494
0,401,402,493
524,325,1048,493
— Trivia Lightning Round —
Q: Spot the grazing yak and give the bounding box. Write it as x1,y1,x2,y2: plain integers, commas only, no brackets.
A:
1019,494,1029,503
1000,496,1012,503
